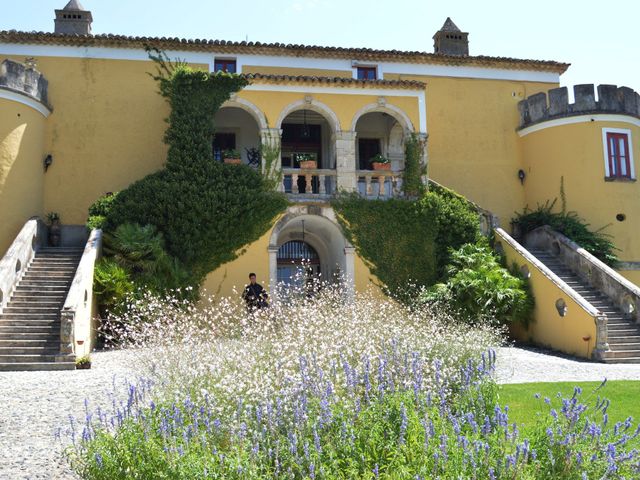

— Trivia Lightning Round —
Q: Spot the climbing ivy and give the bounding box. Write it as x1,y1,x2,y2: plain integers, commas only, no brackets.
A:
94,52,287,298
403,133,426,197
331,187,480,302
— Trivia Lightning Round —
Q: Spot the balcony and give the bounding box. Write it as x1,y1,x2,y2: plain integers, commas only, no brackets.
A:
282,168,404,201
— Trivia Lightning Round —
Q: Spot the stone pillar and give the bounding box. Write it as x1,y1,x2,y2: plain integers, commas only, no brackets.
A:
417,131,429,187
260,128,283,191
335,130,357,192
344,245,356,301
592,314,610,360
268,245,279,301
57,310,76,362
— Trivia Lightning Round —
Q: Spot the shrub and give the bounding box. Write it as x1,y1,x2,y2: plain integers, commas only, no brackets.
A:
86,192,119,230
512,200,619,267
331,186,480,301
403,133,426,197
93,258,134,313
422,242,534,326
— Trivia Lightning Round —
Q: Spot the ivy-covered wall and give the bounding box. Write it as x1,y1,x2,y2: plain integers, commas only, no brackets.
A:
93,57,288,302
331,184,480,300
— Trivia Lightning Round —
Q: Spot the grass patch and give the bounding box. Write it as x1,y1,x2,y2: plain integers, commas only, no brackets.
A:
499,380,640,430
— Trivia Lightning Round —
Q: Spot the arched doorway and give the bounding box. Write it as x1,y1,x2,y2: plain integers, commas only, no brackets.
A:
213,106,261,166
279,109,337,195
276,240,321,294
269,207,355,300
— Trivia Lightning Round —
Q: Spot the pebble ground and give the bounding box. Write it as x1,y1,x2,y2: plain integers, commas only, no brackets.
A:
3,347,640,479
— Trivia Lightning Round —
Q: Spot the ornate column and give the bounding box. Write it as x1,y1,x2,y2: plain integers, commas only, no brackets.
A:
335,130,357,192
260,128,283,191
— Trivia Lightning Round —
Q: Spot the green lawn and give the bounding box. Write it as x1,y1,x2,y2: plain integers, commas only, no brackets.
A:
498,380,640,431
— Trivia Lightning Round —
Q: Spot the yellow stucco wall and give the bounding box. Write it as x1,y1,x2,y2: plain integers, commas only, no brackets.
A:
620,271,640,287
520,120,640,281
0,98,46,254
497,230,597,358
242,65,352,78
383,74,557,223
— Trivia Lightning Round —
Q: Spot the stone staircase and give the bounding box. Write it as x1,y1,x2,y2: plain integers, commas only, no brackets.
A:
0,247,83,371
529,248,640,364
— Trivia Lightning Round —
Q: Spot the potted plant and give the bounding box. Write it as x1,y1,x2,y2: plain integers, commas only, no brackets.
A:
46,212,61,247
371,153,391,171
75,355,92,370
297,153,317,169
223,149,242,165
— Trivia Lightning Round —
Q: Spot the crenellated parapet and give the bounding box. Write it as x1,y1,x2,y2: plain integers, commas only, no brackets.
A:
0,59,50,108
518,84,640,129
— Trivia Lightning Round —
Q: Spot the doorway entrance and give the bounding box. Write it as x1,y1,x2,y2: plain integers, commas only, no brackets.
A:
276,240,321,294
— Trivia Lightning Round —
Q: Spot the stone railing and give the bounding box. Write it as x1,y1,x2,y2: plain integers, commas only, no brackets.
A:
518,84,640,128
0,218,46,314
495,228,608,359
0,59,50,107
283,168,338,197
357,170,403,198
57,229,102,362
525,226,640,321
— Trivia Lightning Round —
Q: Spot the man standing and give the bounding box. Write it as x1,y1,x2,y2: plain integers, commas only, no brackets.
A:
242,273,269,312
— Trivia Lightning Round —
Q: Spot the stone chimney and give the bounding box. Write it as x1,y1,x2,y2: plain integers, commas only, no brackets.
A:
433,17,469,56
54,0,93,35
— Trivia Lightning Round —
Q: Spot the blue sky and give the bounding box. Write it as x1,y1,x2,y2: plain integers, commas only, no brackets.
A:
3,0,639,92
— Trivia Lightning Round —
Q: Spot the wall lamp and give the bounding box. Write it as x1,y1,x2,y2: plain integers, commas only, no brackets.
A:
44,154,53,172
518,169,526,185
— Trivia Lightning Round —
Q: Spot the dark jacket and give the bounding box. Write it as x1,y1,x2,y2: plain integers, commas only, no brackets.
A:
242,283,269,309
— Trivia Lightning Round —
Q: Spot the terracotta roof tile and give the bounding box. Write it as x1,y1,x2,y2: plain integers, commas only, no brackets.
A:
0,31,570,73
243,73,425,89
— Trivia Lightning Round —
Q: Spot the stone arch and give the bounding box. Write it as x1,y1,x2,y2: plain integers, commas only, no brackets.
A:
350,103,415,133
276,99,341,132
220,97,268,130
268,206,354,299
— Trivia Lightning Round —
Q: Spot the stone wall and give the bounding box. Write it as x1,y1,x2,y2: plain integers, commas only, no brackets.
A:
0,59,49,107
518,84,640,128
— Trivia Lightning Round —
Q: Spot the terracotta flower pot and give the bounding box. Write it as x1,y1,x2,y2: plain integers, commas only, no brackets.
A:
299,160,317,169
224,158,242,165
372,162,391,171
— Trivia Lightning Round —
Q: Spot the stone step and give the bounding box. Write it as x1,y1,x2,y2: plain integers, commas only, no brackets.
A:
608,335,640,344
9,295,66,303
602,350,640,359
2,306,60,314
23,270,76,277
0,354,59,363
0,311,59,319
0,347,59,355
19,277,71,284
0,362,75,371
0,325,59,334
0,319,60,327
8,301,62,309
609,343,640,351
0,339,58,348
0,332,59,340
14,286,68,293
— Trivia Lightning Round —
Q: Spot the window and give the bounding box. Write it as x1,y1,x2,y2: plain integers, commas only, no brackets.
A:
214,59,237,73
356,67,377,80
603,129,635,180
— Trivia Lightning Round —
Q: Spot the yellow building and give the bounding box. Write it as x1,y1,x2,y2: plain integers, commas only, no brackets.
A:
1,1,639,367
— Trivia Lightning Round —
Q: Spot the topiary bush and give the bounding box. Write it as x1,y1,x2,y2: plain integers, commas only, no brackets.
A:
512,200,619,267
92,52,287,302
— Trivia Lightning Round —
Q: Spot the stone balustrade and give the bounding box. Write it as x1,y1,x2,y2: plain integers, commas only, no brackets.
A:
357,170,403,198
518,84,640,128
283,168,338,197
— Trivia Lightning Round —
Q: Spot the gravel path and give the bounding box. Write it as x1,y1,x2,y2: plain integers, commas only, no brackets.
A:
0,350,142,480
3,347,640,479
495,346,640,384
